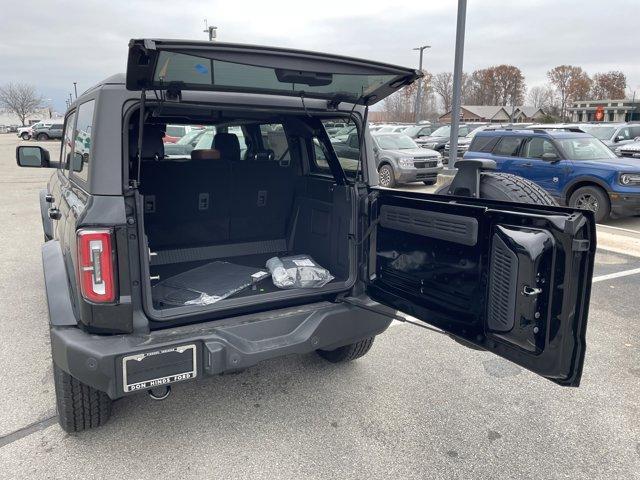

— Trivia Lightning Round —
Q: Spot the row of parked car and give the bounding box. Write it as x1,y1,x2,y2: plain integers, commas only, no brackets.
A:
458,124,640,222
16,120,64,141
324,120,640,222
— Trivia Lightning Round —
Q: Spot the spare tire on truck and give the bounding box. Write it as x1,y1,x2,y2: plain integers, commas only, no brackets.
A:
437,172,558,206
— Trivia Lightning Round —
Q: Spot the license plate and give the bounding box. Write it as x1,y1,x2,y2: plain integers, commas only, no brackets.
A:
122,344,197,393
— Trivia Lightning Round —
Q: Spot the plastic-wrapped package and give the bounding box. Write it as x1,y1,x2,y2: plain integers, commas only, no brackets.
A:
152,261,270,306
266,255,334,289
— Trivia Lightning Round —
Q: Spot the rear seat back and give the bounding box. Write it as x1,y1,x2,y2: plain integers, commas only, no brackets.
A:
230,153,296,241
141,128,298,249
140,128,233,249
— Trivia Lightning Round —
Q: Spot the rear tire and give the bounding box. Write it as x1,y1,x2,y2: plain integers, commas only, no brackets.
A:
317,337,375,363
568,185,610,223
437,172,557,206
36,133,48,141
54,364,112,433
378,164,396,188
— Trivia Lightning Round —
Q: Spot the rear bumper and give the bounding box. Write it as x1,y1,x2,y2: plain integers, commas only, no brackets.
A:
609,191,640,218
50,298,393,399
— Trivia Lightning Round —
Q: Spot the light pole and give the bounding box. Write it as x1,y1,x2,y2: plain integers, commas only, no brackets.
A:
629,87,638,121
73,82,78,99
413,45,431,123
203,19,217,41
448,0,467,170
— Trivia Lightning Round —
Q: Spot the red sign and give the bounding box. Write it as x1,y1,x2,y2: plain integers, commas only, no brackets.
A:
595,106,605,122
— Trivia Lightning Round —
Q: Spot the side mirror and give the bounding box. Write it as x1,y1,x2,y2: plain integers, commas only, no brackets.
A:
541,152,559,162
614,135,624,143
16,145,50,168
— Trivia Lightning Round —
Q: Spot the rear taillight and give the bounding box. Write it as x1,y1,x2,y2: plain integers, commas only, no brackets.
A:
77,229,115,303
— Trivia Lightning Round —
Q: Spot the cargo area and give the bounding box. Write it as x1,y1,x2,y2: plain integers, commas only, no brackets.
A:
131,110,357,317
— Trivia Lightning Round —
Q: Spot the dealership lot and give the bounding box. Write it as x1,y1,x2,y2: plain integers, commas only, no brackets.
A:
0,134,638,479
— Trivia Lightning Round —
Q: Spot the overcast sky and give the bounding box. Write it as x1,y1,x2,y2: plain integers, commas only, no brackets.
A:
1,0,638,111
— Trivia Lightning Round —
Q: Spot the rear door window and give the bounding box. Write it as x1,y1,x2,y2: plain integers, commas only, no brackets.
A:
469,135,499,153
70,100,95,183
493,136,524,157
521,137,559,159
60,112,76,174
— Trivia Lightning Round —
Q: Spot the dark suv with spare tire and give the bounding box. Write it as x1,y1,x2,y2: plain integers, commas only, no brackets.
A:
16,39,596,432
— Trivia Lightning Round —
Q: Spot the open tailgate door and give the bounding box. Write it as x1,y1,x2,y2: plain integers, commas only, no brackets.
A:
363,190,595,386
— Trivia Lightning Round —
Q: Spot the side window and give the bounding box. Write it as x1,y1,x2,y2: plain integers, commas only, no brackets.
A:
259,124,290,163
59,112,76,173
629,126,640,139
493,136,523,157
618,127,632,140
521,137,559,159
468,135,498,153
71,100,95,182
347,133,359,149
311,137,331,174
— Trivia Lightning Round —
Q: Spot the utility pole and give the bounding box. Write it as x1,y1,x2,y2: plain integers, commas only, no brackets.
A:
203,19,217,41
448,0,467,170
413,45,430,123
68,93,73,105
73,82,78,99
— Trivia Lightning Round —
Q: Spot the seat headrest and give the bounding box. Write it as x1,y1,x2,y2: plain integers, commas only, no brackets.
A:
191,149,221,161
130,124,165,160
214,132,241,162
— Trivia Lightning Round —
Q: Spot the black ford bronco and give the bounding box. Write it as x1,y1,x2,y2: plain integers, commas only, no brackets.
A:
16,39,596,432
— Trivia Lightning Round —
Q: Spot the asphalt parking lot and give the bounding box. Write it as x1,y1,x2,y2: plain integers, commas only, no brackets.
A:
0,134,638,479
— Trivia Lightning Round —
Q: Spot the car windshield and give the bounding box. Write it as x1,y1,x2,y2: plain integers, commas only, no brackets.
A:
430,125,451,137
166,125,186,137
557,137,617,160
335,125,356,136
175,128,205,145
579,125,617,141
375,134,418,150
403,126,422,136
466,126,488,138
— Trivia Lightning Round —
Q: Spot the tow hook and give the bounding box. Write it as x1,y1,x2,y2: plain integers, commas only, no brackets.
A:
148,385,171,401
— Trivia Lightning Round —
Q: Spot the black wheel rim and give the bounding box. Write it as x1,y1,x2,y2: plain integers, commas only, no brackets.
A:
575,194,599,213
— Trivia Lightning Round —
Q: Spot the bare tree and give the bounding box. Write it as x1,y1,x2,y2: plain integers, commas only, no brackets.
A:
0,82,45,126
527,85,556,109
547,65,591,120
591,71,627,99
382,71,435,122
432,72,454,113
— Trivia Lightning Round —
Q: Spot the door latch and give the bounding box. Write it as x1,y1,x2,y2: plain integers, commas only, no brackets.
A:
48,207,61,220
522,285,542,296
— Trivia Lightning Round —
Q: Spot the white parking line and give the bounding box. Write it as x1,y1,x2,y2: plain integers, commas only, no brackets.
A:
592,267,640,283
597,224,640,235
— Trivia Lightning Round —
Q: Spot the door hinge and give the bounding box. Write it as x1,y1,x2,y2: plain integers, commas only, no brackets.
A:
572,239,590,252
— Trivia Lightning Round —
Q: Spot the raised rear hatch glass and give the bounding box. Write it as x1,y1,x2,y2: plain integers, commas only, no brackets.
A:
126,39,421,105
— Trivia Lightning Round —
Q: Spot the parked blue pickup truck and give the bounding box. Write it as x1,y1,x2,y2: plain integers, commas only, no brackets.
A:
464,128,640,222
